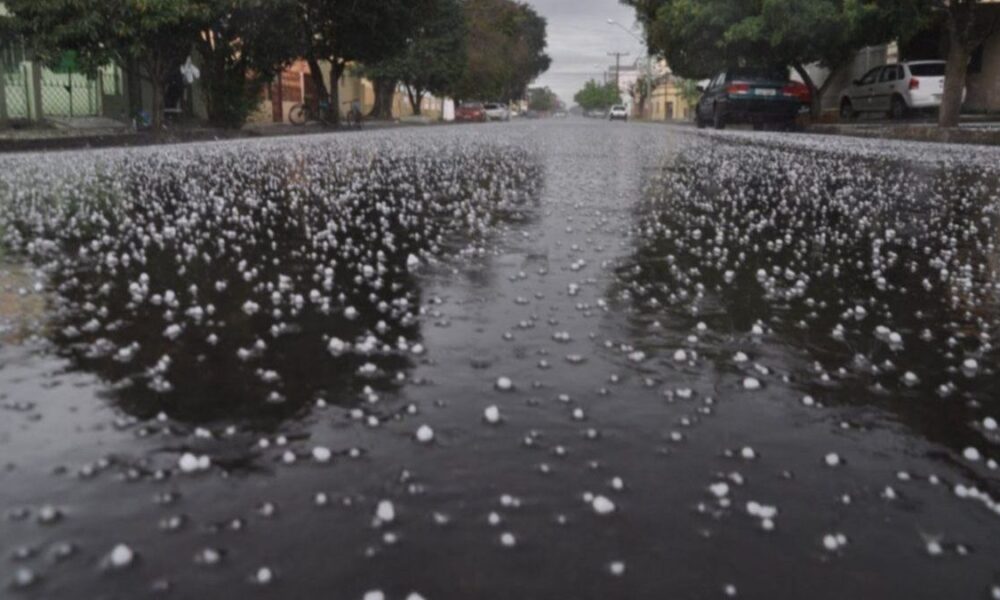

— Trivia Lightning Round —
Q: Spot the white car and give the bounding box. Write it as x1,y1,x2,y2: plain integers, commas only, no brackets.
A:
483,103,511,121
839,61,964,119
608,105,628,121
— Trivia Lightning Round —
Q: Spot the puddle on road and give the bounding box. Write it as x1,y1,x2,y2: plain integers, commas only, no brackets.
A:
1,124,999,600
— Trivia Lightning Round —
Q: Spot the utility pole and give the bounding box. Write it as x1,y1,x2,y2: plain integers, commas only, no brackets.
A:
607,51,629,90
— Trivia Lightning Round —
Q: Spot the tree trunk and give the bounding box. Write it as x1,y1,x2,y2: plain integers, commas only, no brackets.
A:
146,56,165,132
792,63,823,119
306,55,328,110
369,78,396,120
939,28,970,128
330,59,345,127
406,85,425,116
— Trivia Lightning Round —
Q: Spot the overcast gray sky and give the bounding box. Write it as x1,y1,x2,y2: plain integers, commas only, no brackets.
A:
527,0,647,106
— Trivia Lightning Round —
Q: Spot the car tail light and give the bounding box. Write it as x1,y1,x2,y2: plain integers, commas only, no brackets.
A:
727,82,750,95
909,78,920,90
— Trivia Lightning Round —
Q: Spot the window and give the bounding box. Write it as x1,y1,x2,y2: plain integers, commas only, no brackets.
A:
908,62,946,77
879,66,901,82
858,67,881,85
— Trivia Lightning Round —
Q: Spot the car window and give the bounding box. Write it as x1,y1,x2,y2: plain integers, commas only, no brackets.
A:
909,63,946,76
730,67,788,82
878,66,898,82
859,67,881,85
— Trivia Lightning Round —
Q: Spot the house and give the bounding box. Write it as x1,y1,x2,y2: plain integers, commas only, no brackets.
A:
635,59,694,121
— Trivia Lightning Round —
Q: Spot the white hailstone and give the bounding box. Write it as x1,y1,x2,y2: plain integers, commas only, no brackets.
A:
254,567,274,585
415,425,435,444
407,254,421,270
163,324,182,340
344,306,359,320
673,349,687,362
108,544,135,568
962,358,979,375
500,532,517,547
363,591,385,600
822,533,847,551
983,417,998,431
328,337,347,356
902,371,920,387
962,447,981,462
733,352,749,363
411,343,425,355
495,376,513,391
925,539,943,556
375,500,395,524
824,453,842,467
751,324,764,336
312,446,332,463
723,584,738,597
242,300,260,315
608,561,626,576
483,405,501,424
740,447,756,460
592,495,616,515
178,452,210,473
709,482,730,498
406,594,427,600
629,350,646,363
742,377,761,390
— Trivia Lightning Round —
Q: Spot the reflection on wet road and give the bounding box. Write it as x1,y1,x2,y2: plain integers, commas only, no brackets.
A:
1,121,999,599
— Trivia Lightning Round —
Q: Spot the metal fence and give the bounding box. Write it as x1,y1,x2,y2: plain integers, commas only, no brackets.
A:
2,63,31,119
40,67,101,118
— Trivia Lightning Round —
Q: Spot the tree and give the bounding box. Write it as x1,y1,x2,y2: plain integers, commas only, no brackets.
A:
630,73,655,117
195,0,300,129
527,86,557,112
937,1,1000,127
294,0,429,126
455,0,551,102
574,79,622,112
622,0,929,117
8,0,206,131
361,0,467,118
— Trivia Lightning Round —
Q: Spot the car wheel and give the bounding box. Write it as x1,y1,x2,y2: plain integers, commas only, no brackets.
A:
840,99,855,121
890,95,908,120
695,112,706,129
712,104,726,130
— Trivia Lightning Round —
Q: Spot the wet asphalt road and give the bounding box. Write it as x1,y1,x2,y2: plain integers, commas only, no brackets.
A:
1,119,1000,600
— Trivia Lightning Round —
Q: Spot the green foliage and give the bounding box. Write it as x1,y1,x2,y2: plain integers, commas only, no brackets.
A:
361,0,467,108
573,79,622,111
196,0,299,129
622,0,932,79
527,86,557,112
455,0,551,102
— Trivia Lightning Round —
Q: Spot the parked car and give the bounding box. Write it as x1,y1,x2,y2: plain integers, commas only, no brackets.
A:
456,102,488,122
483,102,511,121
784,81,812,112
838,61,963,120
695,67,801,130
608,105,628,121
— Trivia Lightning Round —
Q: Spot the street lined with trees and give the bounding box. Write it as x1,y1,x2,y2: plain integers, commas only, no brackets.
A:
3,0,551,129
620,0,997,127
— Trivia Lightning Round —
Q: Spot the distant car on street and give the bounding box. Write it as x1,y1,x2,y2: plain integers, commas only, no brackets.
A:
456,102,488,123
553,110,568,118
838,61,963,120
483,102,511,121
695,67,801,130
608,105,628,121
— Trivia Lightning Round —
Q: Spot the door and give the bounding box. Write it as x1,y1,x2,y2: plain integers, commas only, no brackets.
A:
853,67,882,112
873,65,901,112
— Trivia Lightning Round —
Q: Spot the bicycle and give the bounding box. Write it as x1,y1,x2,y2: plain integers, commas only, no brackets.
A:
288,99,334,126
342,101,363,130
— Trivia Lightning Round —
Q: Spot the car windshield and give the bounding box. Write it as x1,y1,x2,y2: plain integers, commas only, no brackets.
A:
612,105,625,111
461,103,483,109
729,67,788,82
909,62,946,76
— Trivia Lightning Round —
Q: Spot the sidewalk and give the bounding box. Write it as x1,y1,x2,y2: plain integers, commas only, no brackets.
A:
805,114,1000,146
0,118,438,154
